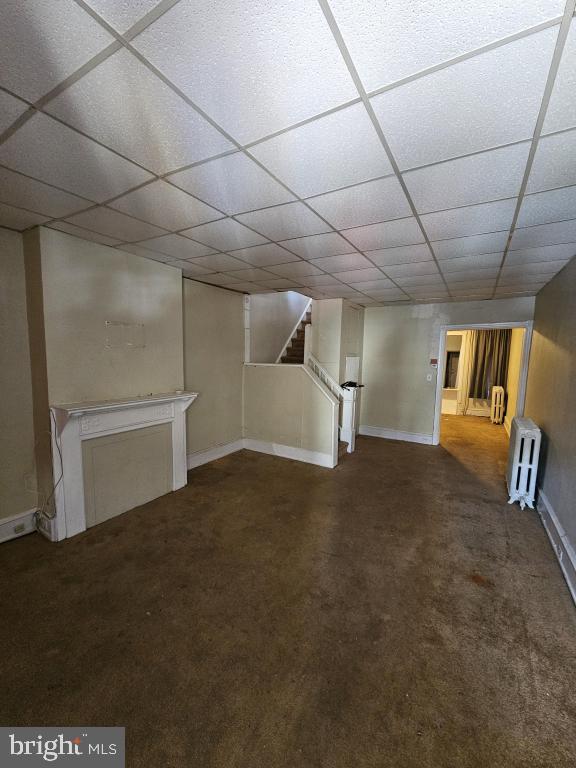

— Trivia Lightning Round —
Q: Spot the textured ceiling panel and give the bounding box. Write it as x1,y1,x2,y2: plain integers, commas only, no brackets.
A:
510,219,576,250
132,0,357,143
543,20,576,134
0,91,29,134
0,202,48,230
420,199,517,241
432,231,510,260
277,232,353,259
236,202,330,241
404,143,530,213
0,113,153,202
526,130,576,193
0,0,113,102
66,206,165,241
518,186,576,228
110,181,222,230
327,0,564,92
137,234,216,260
505,243,576,265
181,218,268,251
372,27,557,169
83,0,161,33
0,166,90,218
46,49,234,175
309,252,375,273
366,243,433,267
226,244,299,267
344,218,425,251
307,176,412,230
249,103,392,197
169,153,295,214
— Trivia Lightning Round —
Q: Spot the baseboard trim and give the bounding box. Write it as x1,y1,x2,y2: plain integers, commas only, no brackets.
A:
537,488,576,607
187,439,244,470
242,438,335,468
0,508,37,544
359,425,433,445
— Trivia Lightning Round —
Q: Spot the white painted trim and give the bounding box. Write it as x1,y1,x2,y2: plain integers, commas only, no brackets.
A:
433,321,533,445
504,416,512,436
275,298,312,363
187,440,244,469
537,488,576,607
0,508,37,544
242,438,335,468
359,425,433,445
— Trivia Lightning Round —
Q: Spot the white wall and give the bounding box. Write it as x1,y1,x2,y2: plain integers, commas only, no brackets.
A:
360,297,535,439
183,279,244,458
504,328,525,433
250,291,309,363
0,228,37,520
243,364,338,467
311,298,364,383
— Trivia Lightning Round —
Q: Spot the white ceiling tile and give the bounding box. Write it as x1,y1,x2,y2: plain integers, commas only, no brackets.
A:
83,0,160,32
366,243,433,267
386,274,445,288
227,244,299,267
189,272,242,285
116,243,175,262
372,28,557,169
328,0,563,91
0,202,48,230
169,153,295,214
347,279,394,291
0,0,114,102
182,218,268,250
317,284,366,298
266,261,324,279
278,232,353,259
518,186,576,228
224,268,275,282
444,279,496,289
498,272,558,286
299,275,343,286
0,166,90,218
527,130,576,193
249,103,392,197
501,260,568,277
220,282,270,293
404,143,530,213
385,261,440,278
307,176,412,230
440,253,503,272
365,289,407,300
420,199,516,241
137,234,216,260
66,206,165,241
0,91,28,134
258,278,305,290
432,231,509,259
133,0,357,144
293,287,329,299
110,181,222,230
505,243,576,265
344,217,425,251
310,253,374,273
236,202,330,240
543,21,576,134
47,221,122,247
445,269,499,282
187,253,250,272
333,268,386,283
0,113,152,202
510,219,576,250
494,288,541,296
450,285,494,295
46,49,233,175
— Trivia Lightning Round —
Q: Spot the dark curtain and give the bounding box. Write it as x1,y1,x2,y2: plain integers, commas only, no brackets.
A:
468,329,511,399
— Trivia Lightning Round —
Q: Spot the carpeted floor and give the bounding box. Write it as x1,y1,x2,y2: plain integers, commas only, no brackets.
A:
1,416,575,767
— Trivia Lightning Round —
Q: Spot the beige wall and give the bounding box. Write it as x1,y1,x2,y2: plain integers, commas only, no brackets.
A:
184,279,244,456
39,227,184,404
361,297,535,437
250,291,310,363
0,228,37,519
311,298,364,384
505,327,525,433
340,301,364,382
243,364,337,464
525,258,576,546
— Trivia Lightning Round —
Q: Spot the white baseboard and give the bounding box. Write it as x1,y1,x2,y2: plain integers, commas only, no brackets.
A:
359,425,433,445
0,508,37,544
187,439,244,470
242,438,335,468
537,488,576,607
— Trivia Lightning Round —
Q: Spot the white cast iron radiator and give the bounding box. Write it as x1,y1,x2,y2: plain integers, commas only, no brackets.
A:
491,386,505,424
507,417,541,510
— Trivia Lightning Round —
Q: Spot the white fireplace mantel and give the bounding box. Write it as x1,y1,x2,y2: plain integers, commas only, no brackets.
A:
49,391,198,541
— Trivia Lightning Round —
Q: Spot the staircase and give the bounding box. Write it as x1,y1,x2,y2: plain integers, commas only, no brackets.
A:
281,310,311,364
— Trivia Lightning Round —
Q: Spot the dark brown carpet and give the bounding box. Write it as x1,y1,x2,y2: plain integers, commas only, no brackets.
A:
1,416,575,767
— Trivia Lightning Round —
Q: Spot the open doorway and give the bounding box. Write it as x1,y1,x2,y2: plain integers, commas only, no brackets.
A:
433,322,533,449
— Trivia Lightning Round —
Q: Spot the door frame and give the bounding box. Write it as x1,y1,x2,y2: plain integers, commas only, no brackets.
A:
432,320,533,446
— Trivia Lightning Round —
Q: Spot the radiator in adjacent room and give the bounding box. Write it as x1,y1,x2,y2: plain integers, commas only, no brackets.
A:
491,386,505,424
507,417,541,510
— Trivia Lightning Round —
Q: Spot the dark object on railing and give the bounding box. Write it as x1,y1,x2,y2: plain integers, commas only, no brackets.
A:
340,381,365,390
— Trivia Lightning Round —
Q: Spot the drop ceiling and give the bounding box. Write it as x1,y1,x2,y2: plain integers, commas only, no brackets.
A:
1,0,575,306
